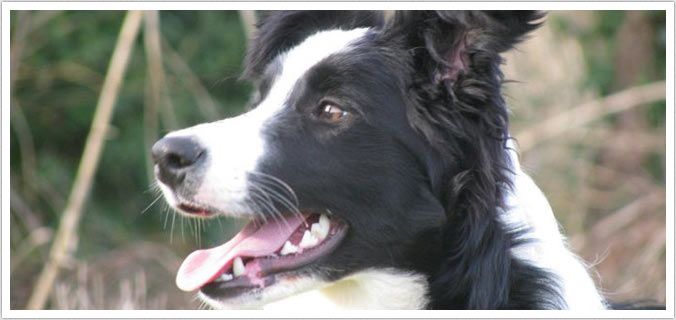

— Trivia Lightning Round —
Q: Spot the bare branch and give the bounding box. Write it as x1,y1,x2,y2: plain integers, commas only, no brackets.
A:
143,10,164,184
26,10,143,310
516,81,666,152
238,10,257,42
162,38,220,121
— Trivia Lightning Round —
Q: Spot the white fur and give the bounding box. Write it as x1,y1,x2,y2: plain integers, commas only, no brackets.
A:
164,114,267,217
501,140,607,309
199,269,428,310
159,28,369,217
264,269,429,310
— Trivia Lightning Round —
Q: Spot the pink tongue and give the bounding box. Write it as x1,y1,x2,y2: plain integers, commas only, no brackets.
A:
176,215,307,291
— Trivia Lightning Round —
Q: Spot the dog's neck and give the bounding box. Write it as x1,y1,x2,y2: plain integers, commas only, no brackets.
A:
264,269,429,310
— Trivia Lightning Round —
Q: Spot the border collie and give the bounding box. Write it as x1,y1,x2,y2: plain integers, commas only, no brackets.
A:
151,10,609,309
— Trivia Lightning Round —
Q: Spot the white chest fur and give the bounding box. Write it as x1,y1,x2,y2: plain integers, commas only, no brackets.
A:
264,269,429,310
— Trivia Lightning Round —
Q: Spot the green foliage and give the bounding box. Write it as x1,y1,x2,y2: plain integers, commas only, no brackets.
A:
10,11,251,264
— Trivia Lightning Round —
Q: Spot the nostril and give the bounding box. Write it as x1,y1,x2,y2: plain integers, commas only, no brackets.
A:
166,153,184,169
165,149,204,169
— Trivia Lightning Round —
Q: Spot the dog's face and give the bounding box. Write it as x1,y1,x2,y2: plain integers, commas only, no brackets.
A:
152,11,542,309
154,15,445,308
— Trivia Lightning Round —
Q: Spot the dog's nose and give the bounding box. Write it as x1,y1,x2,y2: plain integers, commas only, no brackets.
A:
152,136,206,188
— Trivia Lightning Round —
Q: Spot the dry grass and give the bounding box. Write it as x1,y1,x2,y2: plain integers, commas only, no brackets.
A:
505,12,666,304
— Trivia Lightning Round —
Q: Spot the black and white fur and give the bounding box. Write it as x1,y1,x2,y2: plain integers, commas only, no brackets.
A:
153,11,608,309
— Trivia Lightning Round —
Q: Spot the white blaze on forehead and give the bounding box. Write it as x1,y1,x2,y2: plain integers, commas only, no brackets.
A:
257,28,369,115
159,28,369,217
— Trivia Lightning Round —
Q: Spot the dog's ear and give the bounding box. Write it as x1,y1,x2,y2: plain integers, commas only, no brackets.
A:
382,12,555,309
385,10,543,86
243,11,384,79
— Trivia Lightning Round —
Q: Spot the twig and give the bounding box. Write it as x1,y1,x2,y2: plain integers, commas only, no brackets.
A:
10,11,31,89
10,227,52,274
162,38,220,121
10,11,61,85
53,61,103,91
590,190,664,240
569,189,664,251
384,10,395,21
516,81,666,151
10,12,40,203
143,10,163,184
10,100,38,202
238,10,257,42
11,100,65,217
10,187,42,231
26,10,143,310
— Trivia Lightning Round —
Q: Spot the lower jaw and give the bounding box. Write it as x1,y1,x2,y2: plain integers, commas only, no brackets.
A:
200,274,272,301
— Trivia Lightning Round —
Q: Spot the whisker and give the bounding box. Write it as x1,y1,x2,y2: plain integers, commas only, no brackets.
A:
248,189,284,228
180,215,186,243
247,172,304,223
255,184,305,228
255,182,303,221
170,209,177,244
141,194,164,215
163,206,170,230
216,215,224,233
250,184,297,233
243,193,268,225
196,218,202,248
248,171,299,206
146,181,162,195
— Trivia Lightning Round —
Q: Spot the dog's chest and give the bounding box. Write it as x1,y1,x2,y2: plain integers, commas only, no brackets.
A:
264,269,429,310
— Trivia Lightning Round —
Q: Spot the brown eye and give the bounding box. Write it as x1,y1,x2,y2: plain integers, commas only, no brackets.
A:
318,102,349,122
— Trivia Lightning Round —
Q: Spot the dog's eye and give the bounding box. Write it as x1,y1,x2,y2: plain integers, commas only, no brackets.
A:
317,102,349,122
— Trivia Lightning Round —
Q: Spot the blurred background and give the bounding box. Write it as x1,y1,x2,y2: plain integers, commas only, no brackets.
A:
9,10,666,309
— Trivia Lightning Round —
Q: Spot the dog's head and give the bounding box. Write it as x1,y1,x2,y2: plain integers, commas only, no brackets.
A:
152,11,542,309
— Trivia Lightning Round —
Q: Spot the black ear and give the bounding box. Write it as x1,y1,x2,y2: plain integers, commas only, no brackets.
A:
243,11,384,79
386,10,543,85
381,12,558,309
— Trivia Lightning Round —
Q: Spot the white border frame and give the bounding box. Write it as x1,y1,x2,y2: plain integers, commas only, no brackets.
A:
2,2,673,318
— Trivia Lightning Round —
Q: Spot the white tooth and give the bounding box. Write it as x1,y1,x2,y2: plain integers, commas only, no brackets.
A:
320,214,330,228
233,257,245,277
310,222,320,234
218,273,233,281
310,223,324,240
320,214,330,229
280,240,298,255
299,230,319,249
313,215,330,240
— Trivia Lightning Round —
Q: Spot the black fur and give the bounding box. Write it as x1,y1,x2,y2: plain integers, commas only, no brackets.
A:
154,11,662,310
242,10,563,309
382,11,559,309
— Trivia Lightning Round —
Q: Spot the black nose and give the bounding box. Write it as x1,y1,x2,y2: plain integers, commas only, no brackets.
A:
152,136,206,188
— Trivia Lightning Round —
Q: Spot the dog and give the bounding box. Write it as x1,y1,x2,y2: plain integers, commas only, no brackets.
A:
151,10,610,309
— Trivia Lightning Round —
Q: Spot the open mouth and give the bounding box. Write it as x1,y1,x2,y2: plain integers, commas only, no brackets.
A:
175,212,348,299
